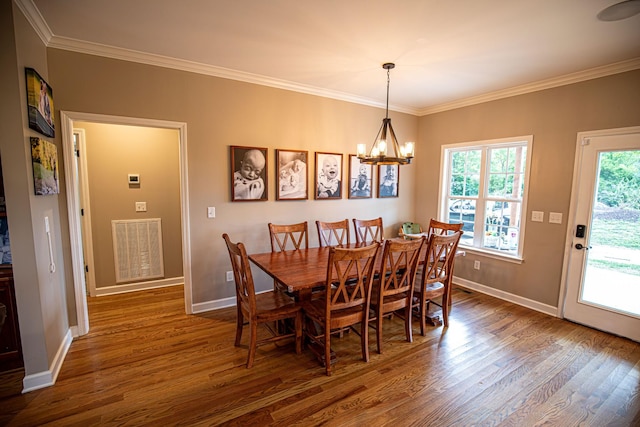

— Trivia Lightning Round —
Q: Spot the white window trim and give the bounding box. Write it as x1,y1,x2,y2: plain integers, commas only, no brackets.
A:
437,135,533,262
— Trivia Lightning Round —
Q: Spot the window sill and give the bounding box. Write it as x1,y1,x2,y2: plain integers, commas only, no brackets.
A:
458,245,524,264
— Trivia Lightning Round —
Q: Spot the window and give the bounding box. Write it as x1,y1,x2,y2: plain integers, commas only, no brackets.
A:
440,136,532,260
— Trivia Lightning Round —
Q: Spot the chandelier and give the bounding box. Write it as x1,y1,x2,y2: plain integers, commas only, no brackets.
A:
357,63,414,165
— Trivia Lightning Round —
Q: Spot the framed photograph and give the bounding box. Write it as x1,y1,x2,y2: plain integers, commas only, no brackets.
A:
30,137,60,195
25,68,55,138
230,146,268,201
276,149,308,200
315,152,343,200
348,155,372,199
377,164,399,198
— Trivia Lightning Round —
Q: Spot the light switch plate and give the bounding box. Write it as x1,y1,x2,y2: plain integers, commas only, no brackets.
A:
549,212,563,224
135,201,147,212
207,207,215,218
531,211,544,222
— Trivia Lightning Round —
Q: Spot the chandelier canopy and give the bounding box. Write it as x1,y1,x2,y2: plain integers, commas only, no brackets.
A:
357,63,414,165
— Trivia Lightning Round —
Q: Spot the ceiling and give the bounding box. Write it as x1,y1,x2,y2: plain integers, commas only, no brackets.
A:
18,0,640,115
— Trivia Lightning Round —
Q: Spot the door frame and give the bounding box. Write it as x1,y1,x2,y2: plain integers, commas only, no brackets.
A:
60,111,193,336
558,125,640,320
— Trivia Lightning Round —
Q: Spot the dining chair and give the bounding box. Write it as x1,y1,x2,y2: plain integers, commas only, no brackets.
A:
222,233,303,368
316,219,350,247
268,222,309,252
370,236,425,354
303,242,380,375
353,217,384,244
428,218,463,236
413,231,462,334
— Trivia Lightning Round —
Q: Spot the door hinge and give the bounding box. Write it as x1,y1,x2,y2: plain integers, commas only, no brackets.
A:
80,208,84,216
85,265,89,273
75,149,80,157
581,138,590,146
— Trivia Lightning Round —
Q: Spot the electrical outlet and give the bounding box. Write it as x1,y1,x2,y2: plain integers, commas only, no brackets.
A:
474,260,481,270
226,271,233,282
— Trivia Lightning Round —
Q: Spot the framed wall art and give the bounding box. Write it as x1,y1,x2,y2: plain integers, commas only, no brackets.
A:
230,145,268,201
377,164,399,198
315,152,342,200
25,68,55,138
276,149,308,200
348,155,372,199
30,137,59,195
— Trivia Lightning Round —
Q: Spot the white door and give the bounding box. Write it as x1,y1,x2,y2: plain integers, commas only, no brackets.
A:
563,128,640,342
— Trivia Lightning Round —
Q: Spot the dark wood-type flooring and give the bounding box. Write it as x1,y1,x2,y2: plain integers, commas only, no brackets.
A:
1,285,639,426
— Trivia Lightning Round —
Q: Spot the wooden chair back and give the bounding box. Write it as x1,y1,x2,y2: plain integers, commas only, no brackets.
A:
428,219,463,236
222,233,302,368
372,236,425,353
222,233,256,313
316,219,350,247
414,231,462,332
353,217,384,244
268,222,308,252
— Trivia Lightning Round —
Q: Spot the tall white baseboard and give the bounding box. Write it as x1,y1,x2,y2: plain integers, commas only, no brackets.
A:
454,276,558,317
95,277,184,296
22,329,73,393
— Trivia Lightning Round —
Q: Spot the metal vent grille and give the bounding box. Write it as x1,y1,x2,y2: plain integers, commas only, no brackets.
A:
112,218,164,283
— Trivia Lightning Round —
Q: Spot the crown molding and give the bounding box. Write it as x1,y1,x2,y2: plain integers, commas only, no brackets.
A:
14,0,52,45
46,35,420,116
417,57,640,116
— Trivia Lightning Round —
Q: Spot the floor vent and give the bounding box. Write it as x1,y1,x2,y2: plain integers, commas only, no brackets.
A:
112,218,164,283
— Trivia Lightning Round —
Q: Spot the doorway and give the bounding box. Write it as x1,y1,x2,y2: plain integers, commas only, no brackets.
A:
561,127,640,342
60,112,192,336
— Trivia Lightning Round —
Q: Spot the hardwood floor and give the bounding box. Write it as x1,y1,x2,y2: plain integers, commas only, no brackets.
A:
1,285,639,426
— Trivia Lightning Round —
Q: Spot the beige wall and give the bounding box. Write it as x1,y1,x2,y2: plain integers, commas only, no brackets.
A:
416,70,640,307
47,49,418,305
77,122,182,288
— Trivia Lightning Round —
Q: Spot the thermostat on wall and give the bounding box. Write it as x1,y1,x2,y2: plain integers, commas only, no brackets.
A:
128,174,140,184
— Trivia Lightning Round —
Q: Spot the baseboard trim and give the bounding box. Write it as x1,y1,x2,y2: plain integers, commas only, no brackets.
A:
95,277,184,296
22,329,73,393
454,276,558,317
192,295,237,314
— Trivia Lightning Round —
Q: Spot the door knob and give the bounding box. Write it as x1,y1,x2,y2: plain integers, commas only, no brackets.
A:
574,243,591,250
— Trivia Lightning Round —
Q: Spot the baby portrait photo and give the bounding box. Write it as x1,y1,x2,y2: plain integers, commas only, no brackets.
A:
276,149,308,200
230,145,268,201
378,164,399,198
348,154,372,199
315,152,342,200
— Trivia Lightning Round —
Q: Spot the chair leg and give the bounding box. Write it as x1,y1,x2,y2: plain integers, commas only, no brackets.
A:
420,297,427,336
442,293,449,328
324,324,332,376
405,305,413,343
235,307,244,347
246,321,257,368
377,310,383,354
361,317,370,363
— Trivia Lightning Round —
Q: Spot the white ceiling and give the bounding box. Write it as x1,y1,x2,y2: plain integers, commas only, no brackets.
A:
19,0,640,115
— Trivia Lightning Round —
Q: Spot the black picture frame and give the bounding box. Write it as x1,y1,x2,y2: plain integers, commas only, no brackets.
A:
230,146,268,201
348,155,372,199
377,164,399,198
25,68,55,138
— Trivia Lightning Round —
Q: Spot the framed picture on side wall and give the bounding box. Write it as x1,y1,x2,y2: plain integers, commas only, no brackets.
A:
348,155,372,199
31,137,60,195
230,146,268,201
377,164,399,198
25,68,55,138
315,152,343,199
276,149,308,200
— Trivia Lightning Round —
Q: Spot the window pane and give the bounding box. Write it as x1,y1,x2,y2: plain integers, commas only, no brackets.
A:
450,174,465,196
464,175,479,196
488,174,506,196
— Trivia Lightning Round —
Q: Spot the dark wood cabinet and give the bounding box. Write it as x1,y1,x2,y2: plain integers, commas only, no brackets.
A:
0,267,22,371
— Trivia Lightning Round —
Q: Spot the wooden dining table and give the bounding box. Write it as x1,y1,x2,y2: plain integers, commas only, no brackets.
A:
248,239,462,324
